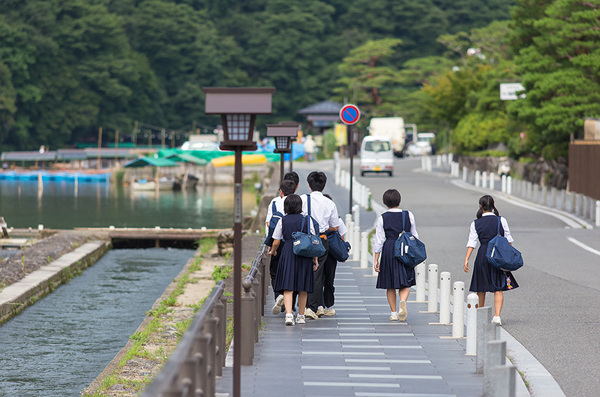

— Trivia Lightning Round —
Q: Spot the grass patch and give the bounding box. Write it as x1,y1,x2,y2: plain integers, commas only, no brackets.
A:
212,265,233,281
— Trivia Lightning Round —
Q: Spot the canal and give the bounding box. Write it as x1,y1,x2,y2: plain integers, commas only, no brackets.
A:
0,179,258,229
0,247,195,397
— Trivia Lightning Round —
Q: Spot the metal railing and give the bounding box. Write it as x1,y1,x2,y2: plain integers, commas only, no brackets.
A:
142,242,270,396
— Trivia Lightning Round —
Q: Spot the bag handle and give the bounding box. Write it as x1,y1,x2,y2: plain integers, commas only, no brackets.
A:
399,210,409,237
497,216,502,236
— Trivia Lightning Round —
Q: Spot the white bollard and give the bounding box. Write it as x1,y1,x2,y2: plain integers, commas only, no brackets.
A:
596,200,600,227
452,282,465,338
427,264,439,313
489,172,495,190
436,155,442,167
353,226,360,260
507,176,512,195
475,170,481,187
346,219,354,255
360,232,369,268
501,175,507,193
463,166,468,181
466,293,478,355
415,262,426,302
352,204,360,229
439,272,451,324
421,157,426,170
482,171,487,189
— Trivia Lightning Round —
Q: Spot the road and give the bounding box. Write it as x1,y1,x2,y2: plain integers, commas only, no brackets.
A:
295,156,600,397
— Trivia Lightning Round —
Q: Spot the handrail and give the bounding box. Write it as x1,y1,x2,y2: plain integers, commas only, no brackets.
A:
141,239,271,396
141,280,227,397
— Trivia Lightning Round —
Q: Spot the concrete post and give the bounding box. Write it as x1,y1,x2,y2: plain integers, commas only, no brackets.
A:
507,176,512,195
550,187,557,208
240,279,255,365
452,281,465,338
347,220,354,255
476,306,493,374
360,232,369,268
466,293,478,355
475,170,481,187
541,185,548,206
421,157,426,170
484,339,506,379
415,262,426,302
437,155,442,167
489,172,495,190
596,200,600,227
439,272,451,325
501,175,506,193
427,157,433,172
352,204,360,229
482,171,487,189
353,226,360,260
427,264,439,313
463,166,468,181
486,365,517,397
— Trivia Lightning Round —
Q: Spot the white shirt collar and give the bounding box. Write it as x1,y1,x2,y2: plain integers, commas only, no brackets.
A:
482,212,495,217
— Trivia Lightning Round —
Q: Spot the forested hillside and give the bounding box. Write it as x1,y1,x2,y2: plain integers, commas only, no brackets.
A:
0,0,514,151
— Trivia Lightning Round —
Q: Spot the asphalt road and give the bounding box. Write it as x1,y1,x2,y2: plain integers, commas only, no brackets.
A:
294,157,600,397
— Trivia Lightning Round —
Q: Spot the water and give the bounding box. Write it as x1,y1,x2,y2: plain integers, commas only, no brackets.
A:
0,248,194,397
0,179,257,229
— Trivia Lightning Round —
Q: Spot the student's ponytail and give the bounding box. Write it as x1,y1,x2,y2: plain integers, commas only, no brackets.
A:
477,195,500,218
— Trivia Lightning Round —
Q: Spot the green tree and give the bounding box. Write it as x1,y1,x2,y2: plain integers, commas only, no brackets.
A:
509,0,600,159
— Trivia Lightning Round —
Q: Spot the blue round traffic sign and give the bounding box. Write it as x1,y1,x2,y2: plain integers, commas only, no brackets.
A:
339,104,360,125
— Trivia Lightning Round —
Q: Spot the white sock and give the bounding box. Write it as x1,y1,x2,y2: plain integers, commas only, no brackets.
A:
318,306,324,310
391,311,397,316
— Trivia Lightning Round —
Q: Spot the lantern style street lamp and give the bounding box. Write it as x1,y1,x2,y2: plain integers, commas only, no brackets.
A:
278,121,301,173
267,123,298,182
203,87,275,397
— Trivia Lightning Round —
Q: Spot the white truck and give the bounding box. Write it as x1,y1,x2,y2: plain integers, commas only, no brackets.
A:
368,117,406,157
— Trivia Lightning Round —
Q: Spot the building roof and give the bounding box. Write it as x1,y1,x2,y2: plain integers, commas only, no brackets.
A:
297,100,343,115
1,151,57,162
124,157,179,168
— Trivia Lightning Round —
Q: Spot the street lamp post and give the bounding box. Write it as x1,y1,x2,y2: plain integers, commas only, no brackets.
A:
203,87,275,397
278,121,300,173
268,123,299,182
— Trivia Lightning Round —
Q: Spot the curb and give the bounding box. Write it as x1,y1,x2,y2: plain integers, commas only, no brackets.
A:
0,241,110,325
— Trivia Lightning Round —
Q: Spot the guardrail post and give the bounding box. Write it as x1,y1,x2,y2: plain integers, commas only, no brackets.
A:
252,275,261,342
195,333,208,396
205,320,217,396
260,251,269,304
439,272,451,324
466,293,478,355
452,281,465,338
353,226,360,260
415,262,426,302
214,297,226,375
427,264,439,313
352,204,360,229
240,279,255,365
486,364,516,397
360,232,369,268
476,306,493,374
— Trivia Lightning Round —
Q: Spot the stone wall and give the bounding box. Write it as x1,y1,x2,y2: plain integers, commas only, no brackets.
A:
454,155,569,189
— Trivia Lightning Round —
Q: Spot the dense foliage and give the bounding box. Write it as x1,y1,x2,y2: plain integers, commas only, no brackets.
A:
0,0,514,151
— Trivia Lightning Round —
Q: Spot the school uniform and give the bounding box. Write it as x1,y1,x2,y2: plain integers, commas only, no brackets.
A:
272,214,315,293
266,196,286,301
300,192,341,312
322,218,348,309
374,209,418,290
467,213,519,292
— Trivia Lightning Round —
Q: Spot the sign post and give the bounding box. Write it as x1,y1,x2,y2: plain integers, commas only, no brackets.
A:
339,104,360,214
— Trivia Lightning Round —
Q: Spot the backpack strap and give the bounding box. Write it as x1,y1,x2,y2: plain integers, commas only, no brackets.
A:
307,194,318,235
272,201,277,213
497,216,502,236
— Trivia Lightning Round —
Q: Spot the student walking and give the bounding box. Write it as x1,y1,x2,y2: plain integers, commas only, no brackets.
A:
374,189,419,322
265,179,298,315
463,195,518,325
269,194,319,325
321,193,348,317
301,171,341,319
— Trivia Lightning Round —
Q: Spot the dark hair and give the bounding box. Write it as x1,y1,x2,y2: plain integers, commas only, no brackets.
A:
477,195,500,218
382,189,401,208
283,171,299,190
279,180,296,196
323,193,332,200
284,194,303,214
307,171,327,191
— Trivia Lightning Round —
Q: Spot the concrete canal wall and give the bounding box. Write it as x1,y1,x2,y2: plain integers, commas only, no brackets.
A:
0,240,111,325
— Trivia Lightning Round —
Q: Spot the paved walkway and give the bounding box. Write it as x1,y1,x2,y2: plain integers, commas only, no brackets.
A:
216,258,484,397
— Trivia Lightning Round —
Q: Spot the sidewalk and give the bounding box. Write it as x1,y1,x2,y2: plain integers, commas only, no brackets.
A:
216,258,485,397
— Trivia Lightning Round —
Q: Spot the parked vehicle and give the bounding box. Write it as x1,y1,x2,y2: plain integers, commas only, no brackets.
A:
368,117,405,157
405,132,435,156
360,136,394,177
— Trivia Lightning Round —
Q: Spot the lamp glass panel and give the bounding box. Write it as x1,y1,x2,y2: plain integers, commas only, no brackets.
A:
225,114,252,141
275,136,290,150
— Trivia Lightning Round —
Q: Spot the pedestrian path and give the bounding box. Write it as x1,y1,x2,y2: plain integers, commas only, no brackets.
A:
216,259,484,397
